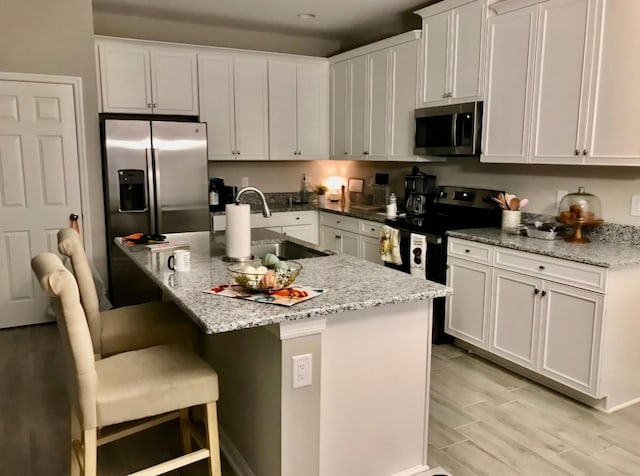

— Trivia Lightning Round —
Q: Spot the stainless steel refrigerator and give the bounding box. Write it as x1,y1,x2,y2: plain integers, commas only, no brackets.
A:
102,119,208,306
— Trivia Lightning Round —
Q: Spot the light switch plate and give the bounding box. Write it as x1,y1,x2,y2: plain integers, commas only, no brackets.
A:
630,196,640,216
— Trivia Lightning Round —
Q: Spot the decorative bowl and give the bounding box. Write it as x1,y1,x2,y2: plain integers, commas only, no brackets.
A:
228,259,302,292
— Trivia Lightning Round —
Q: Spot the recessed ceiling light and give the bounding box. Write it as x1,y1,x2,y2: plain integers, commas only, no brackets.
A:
297,13,316,19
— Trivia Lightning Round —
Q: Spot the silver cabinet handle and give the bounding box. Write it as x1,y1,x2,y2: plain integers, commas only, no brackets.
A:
335,235,341,239
539,265,545,270
575,149,580,155
534,288,540,295
465,249,470,253
541,290,547,297
153,103,157,108
147,103,152,108
583,149,588,155
236,151,240,155
344,151,348,155
363,151,369,155
296,217,300,220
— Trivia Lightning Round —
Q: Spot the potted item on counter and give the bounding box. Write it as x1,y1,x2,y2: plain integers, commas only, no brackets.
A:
313,184,328,207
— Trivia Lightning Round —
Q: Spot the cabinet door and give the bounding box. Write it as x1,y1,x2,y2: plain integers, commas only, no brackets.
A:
482,5,538,163
450,0,485,102
268,60,298,160
585,0,640,164
446,257,491,349
418,10,450,107
297,62,330,160
234,57,269,161
538,281,603,396
389,40,419,160
282,224,317,244
320,226,340,253
490,269,541,370
150,49,198,115
340,230,359,257
360,235,383,265
331,61,350,158
198,54,236,160
98,43,152,114
368,50,390,160
530,0,592,164
349,55,369,158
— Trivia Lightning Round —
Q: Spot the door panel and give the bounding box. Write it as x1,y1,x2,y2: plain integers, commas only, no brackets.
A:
0,80,82,327
298,62,329,159
490,269,540,369
421,10,450,105
331,61,349,157
452,0,485,100
268,60,297,160
233,57,269,160
99,44,151,114
390,40,419,159
368,50,389,160
150,49,198,115
349,56,368,158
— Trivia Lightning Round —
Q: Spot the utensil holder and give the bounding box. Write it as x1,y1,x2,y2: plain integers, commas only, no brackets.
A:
501,210,522,231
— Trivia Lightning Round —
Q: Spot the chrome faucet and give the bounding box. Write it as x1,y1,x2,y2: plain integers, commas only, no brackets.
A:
235,186,271,217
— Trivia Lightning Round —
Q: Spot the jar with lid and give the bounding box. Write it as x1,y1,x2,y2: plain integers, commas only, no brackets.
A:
557,186,603,242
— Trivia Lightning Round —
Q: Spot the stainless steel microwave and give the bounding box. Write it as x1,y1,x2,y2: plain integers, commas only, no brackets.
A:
414,101,483,156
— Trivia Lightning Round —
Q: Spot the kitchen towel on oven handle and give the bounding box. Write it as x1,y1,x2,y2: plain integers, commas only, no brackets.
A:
409,233,426,277
380,225,402,265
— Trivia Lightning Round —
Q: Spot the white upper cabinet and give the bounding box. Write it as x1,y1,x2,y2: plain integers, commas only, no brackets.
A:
97,41,198,115
199,54,269,161
416,0,487,108
530,0,593,164
331,61,350,158
482,4,538,163
330,31,428,161
483,0,640,165
268,60,329,160
585,0,640,165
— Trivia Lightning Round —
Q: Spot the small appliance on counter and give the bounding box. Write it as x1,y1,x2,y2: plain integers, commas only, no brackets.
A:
209,177,237,213
404,167,437,216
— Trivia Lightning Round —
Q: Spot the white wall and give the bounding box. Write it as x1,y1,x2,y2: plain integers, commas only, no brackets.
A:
420,159,640,226
93,10,341,57
0,0,107,278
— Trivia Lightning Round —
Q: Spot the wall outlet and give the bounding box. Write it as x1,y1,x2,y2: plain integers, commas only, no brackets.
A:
631,196,640,217
556,190,568,208
292,353,312,389
241,177,249,187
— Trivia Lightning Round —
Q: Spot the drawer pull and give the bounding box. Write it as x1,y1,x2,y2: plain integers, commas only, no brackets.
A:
465,249,471,253
296,217,300,220
335,235,341,239
534,288,540,295
371,228,375,231
541,290,547,297
539,265,545,270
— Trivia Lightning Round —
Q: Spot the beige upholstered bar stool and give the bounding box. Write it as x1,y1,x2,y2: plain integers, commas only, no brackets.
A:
57,228,198,358
32,252,221,476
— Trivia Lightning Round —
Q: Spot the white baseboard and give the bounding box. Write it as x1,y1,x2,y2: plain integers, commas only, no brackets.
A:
392,464,432,476
219,426,255,476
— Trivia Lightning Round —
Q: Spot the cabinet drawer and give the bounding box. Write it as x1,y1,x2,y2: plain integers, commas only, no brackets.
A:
320,213,359,232
447,238,493,264
359,220,383,238
494,248,607,293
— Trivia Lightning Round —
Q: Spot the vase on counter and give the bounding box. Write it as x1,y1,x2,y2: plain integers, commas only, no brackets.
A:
317,194,327,208
501,210,522,232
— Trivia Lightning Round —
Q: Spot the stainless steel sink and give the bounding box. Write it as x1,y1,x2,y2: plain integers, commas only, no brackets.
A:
251,241,333,260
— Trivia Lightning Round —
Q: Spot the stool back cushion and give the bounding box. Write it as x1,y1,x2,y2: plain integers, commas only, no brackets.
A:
31,253,98,429
58,228,101,355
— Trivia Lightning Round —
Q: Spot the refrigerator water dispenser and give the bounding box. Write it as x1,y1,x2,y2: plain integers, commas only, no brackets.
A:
118,169,146,212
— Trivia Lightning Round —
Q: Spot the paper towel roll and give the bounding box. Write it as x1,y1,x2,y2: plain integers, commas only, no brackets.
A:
225,203,251,259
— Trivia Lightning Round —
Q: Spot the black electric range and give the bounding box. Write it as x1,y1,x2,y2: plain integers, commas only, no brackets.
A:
385,186,503,343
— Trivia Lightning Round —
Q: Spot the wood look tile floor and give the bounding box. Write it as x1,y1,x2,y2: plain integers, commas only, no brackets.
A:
3,323,639,475
428,344,640,476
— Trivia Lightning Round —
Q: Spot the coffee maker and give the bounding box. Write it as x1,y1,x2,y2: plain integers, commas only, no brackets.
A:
404,167,436,216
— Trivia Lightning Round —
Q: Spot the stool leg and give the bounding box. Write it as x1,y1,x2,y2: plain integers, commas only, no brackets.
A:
179,408,192,453
83,428,97,476
70,406,81,476
204,402,221,476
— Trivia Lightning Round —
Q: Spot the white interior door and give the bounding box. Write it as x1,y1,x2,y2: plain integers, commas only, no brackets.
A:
0,80,82,328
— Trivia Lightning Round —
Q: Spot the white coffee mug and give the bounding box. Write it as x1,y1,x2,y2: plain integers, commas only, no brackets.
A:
168,249,190,272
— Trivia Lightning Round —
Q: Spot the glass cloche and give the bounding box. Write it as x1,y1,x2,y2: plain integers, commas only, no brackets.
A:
556,186,603,243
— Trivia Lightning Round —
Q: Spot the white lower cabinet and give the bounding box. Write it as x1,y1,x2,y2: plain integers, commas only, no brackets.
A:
446,257,492,349
446,237,616,403
319,212,384,263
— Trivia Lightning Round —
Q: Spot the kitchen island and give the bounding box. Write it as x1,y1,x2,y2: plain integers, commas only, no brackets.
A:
116,230,451,476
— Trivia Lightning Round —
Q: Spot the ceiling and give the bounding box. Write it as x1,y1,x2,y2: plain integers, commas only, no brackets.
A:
92,0,440,43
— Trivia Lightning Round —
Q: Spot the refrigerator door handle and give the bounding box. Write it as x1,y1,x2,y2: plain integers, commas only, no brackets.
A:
146,148,156,233
152,147,163,233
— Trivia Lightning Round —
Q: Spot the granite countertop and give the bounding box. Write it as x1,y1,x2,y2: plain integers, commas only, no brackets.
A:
448,228,640,268
116,230,451,333
318,203,388,223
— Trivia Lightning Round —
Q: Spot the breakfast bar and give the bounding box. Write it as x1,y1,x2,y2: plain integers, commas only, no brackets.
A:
116,230,451,476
